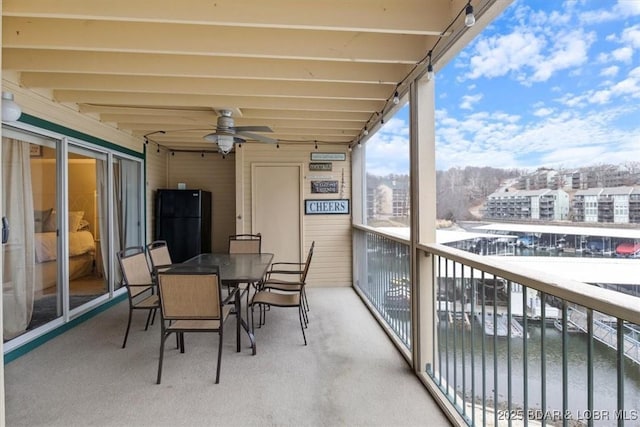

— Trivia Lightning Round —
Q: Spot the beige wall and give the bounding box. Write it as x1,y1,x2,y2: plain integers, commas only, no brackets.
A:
163,151,236,253
144,145,169,243
144,143,353,287
240,144,352,287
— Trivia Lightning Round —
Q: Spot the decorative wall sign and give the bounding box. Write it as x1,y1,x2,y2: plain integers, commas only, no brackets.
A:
311,180,339,193
29,144,42,157
305,199,350,215
310,152,346,161
309,162,333,171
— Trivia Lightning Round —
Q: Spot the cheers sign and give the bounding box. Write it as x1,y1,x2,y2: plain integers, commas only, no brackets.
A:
305,199,350,215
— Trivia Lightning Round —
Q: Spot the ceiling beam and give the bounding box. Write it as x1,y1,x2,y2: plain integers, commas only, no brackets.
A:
21,73,392,100
4,17,436,63
53,91,385,112
4,49,411,84
3,0,452,35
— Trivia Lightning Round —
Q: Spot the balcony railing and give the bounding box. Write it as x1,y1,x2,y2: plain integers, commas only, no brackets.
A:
352,227,411,352
352,225,640,426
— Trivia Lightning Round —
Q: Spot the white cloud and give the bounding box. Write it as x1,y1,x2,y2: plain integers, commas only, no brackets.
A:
621,25,640,48
580,1,640,24
466,30,544,80
533,107,554,117
611,46,633,63
601,65,620,77
460,93,483,110
530,30,594,82
615,0,640,17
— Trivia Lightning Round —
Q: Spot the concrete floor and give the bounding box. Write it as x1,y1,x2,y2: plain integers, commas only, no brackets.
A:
4,287,452,427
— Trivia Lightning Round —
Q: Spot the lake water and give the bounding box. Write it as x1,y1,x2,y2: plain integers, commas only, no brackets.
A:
438,321,640,426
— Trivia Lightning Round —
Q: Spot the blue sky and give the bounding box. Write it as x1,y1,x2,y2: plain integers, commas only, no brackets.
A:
366,0,640,175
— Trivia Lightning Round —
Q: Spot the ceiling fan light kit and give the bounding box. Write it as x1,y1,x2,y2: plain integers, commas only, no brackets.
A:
201,109,276,154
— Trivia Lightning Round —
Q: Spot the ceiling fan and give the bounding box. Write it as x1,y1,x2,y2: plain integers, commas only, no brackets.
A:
203,109,276,154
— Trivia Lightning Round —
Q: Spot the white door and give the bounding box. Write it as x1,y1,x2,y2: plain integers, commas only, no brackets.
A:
252,164,302,264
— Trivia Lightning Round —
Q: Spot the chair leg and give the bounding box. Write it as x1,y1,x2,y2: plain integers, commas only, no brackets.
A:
121,308,133,348
298,305,307,346
300,303,308,328
157,331,169,384
144,309,153,330
215,328,223,384
250,303,255,334
303,289,310,312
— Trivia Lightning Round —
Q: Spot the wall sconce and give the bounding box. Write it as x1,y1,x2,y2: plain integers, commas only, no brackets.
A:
2,92,22,122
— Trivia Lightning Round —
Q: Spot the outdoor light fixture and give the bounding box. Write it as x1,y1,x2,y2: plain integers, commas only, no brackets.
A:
393,91,400,105
363,126,369,136
2,92,22,122
204,133,235,155
216,135,234,154
465,2,475,27
427,53,435,80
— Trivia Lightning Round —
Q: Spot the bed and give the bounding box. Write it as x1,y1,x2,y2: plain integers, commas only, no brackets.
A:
33,210,97,295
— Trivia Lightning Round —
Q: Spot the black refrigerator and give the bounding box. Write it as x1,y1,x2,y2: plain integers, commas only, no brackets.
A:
154,189,212,263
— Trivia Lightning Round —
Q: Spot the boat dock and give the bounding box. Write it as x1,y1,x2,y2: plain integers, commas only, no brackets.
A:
566,307,640,365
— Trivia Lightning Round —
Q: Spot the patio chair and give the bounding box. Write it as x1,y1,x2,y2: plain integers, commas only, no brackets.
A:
146,240,173,279
116,246,160,349
228,233,262,312
156,265,231,384
260,241,314,317
250,241,315,345
228,233,262,254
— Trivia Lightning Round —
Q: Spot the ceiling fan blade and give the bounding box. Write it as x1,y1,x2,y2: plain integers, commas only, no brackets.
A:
234,125,273,133
236,131,278,144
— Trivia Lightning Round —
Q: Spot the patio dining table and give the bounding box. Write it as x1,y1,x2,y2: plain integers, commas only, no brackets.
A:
181,252,274,355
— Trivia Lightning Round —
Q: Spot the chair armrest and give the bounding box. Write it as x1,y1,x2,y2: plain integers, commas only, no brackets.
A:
271,262,305,267
263,277,303,286
266,262,305,275
152,264,173,273
267,269,304,275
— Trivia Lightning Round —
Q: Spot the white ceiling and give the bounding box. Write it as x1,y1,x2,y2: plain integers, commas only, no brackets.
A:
2,0,508,152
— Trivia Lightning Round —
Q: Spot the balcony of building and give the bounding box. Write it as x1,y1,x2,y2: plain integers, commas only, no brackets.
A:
4,1,640,426
4,286,453,426
5,226,640,427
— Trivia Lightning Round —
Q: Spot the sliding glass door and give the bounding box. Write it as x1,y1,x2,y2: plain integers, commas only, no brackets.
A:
2,125,144,344
66,144,109,306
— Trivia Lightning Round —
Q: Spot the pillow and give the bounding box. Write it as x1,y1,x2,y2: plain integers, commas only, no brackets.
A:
77,219,90,231
69,211,85,232
43,210,57,232
43,210,85,232
34,209,53,233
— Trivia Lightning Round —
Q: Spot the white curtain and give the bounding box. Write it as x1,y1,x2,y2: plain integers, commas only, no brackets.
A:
96,160,120,284
2,138,35,339
119,159,140,249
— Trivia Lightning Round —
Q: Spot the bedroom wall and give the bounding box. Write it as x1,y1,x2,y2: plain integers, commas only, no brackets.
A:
30,154,97,234
30,149,56,212
68,160,96,234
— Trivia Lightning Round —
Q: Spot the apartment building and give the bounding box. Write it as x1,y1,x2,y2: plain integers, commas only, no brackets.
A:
573,186,636,224
484,189,570,221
